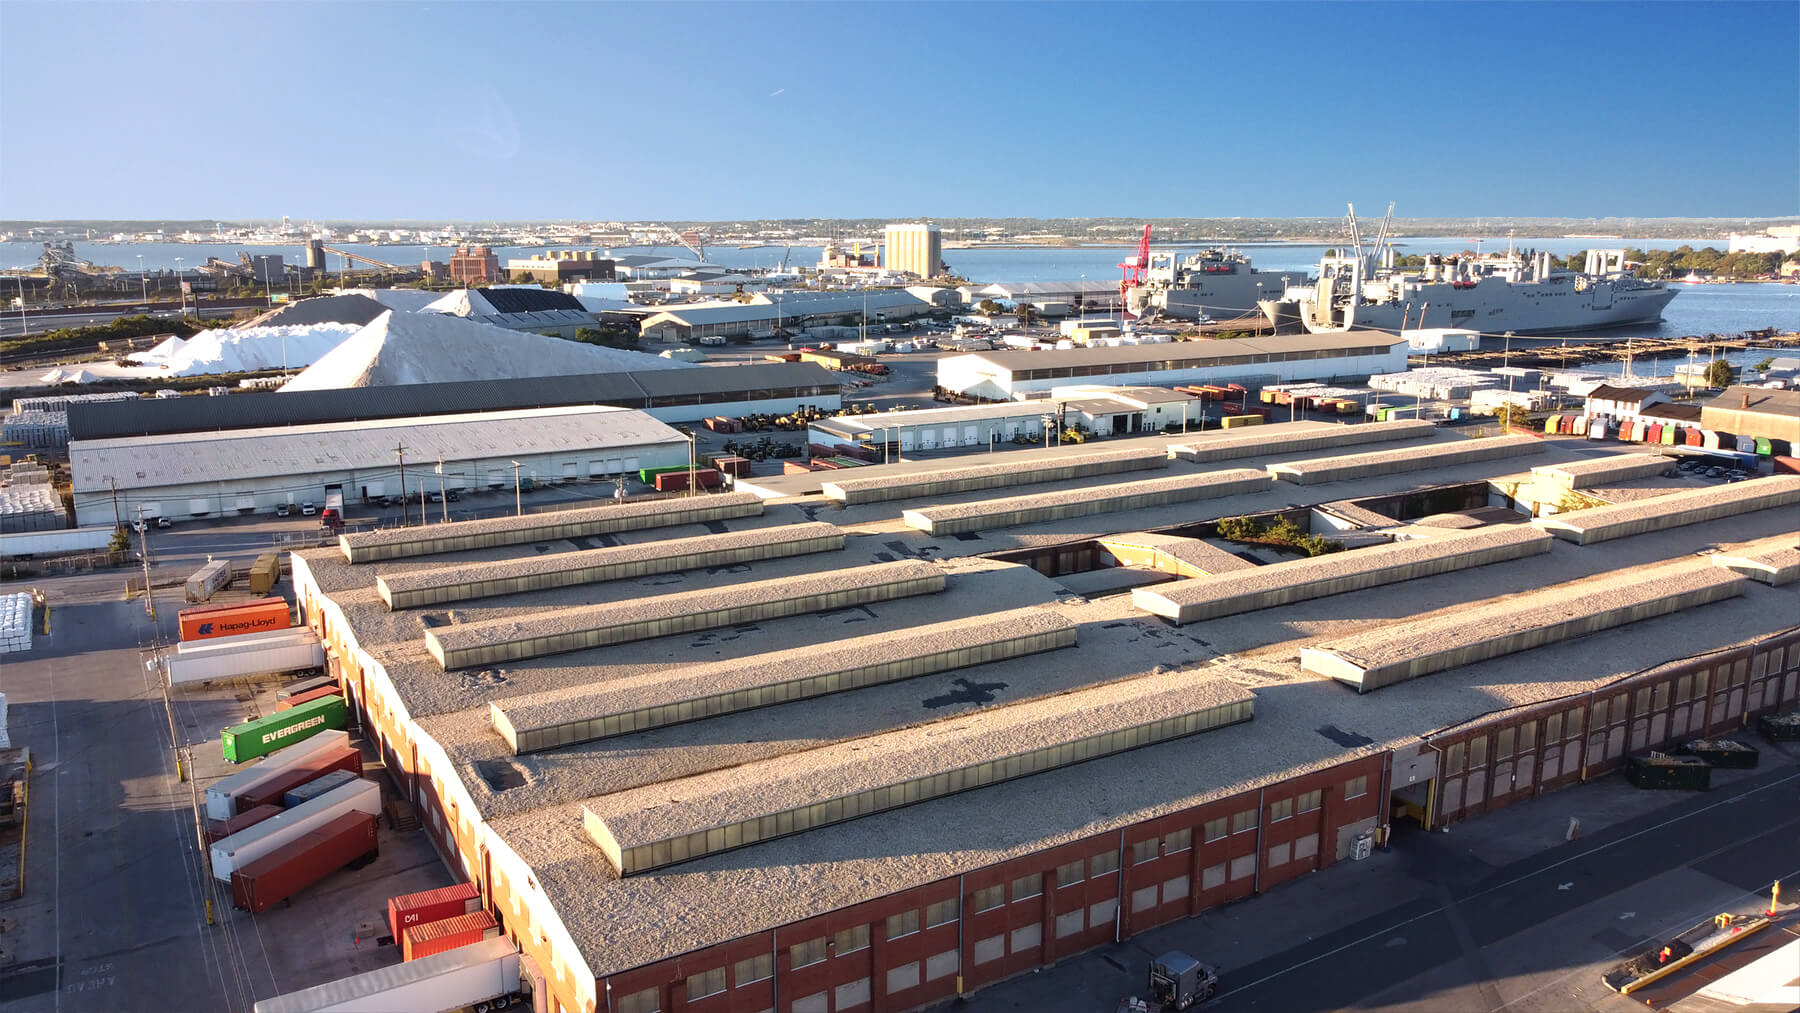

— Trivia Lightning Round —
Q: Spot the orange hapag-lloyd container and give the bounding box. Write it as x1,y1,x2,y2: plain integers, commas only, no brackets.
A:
178,597,291,642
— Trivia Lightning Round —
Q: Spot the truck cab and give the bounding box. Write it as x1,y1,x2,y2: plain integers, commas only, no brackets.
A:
1149,951,1218,1011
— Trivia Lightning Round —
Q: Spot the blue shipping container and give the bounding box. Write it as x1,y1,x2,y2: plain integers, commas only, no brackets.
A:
281,769,359,809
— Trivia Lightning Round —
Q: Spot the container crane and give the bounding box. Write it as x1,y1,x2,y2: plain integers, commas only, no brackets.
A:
1118,224,1152,320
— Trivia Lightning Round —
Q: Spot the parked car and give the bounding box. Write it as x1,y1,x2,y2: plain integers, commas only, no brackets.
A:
132,519,146,532
1704,467,1725,478
276,503,290,517
155,516,172,529
446,490,461,502
301,501,316,516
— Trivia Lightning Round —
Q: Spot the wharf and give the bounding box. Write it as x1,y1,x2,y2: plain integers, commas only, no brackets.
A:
1415,329,1798,371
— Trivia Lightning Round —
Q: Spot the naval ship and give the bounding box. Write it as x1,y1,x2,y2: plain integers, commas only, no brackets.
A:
1262,206,1678,336
1135,248,1308,321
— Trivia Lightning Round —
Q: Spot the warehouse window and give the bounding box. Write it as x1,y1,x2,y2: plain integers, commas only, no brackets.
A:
733,952,772,985
1675,675,1692,704
1131,838,1159,863
1163,875,1189,904
1229,854,1256,881
1495,728,1515,759
973,885,1006,912
1468,736,1488,769
1010,923,1042,953
1519,721,1537,753
685,967,725,1001
1231,808,1258,834
1267,842,1290,867
1056,859,1085,886
1344,775,1368,801
885,911,918,941
1056,909,1085,938
1653,682,1671,710
1203,816,1228,843
1091,850,1120,877
1590,698,1608,726
1202,863,1226,890
1634,687,1652,715
1012,873,1043,901
836,924,870,954
1566,706,1585,737
1297,789,1322,814
790,936,827,968
1545,713,1563,741
1693,671,1708,697
1164,828,1192,854
926,897,959,927
835,977,870,1010
616,988,660,1013
1269,798,1293,823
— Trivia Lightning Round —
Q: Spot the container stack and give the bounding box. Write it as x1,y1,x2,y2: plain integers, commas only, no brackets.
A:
403,910,501,961
388,882,483,942
0,463,65,534
0,410,69,451
0,592,33,655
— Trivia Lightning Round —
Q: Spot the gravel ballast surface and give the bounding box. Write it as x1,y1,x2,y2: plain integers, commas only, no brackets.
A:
821,447,1168,503
903,469,1270,532
1268,434,1544,484
1531,453,1671,488
1533,475,1800,544
1168,419,1435,462
339,492,765,561
1709,534,1800,585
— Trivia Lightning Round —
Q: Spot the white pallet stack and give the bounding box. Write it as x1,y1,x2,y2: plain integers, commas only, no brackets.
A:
0,592,34,655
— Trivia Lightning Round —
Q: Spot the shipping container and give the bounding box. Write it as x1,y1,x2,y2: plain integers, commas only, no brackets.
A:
205,730,351,821
211,778,381,882
221,694,347,764
179,597,291,642
1219,415,1264,429
205,804,283,844
276,686,343,712
388,881,483,942
231,811,378,913
169,632,324,686
1542,415,1561,434
282,768,358,809
249,553,282,594
240,745,364,813
403,910,500,962
276,674,337,700
653,468,721,493
1685,427,1704,447
251,936,521,1013
1755,437,1772,457
1774,456,1800,476
184,559,235,603
636,465,687,485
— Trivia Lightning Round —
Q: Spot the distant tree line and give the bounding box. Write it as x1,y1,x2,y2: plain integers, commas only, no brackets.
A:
1623,246,1786,279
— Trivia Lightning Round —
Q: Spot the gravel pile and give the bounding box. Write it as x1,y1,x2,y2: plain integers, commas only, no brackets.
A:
426,559,945,664
1534,475,1800,544
1530,453,1671,489
822,447,1167,504
583,669,1254,858
492,607,1074,746
340,493,764,561
1169,419,1435,462
377,521,842,606
1269,434,1544,485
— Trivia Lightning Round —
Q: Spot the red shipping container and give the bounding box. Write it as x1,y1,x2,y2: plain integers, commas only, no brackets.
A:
403,910,499,962
388,881,483,941
231,811,377,913
1774,456,1800,475
275,687,343,712
205,804,283,844
653,468,720,492
178,597,291,642
238,745,364,813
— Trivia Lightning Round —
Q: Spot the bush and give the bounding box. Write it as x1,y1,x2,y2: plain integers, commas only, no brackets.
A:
1215,514,1344,556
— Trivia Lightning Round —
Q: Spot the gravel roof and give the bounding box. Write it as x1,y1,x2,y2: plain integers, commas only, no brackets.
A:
340,492,764,559
902,469,1269,527
1710,534,1800,585
376,521,842,605
1097,533,1257,575
1533,475,1800,543
1302,560,1748,687
1268,434,1544,483
489,607,1075,748
583,669,1255,863
1168,419,1435,462
425,559,944,665
1531,453,1672,488
821,447,1167,503
1136,525,1554,615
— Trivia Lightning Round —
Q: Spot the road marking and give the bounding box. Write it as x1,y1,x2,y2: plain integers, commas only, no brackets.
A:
1558,882,1573,891
1619,911,1636,920
1208,770,1800,1004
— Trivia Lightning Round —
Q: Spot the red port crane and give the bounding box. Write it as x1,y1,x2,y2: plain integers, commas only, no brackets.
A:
1118,224,1151,319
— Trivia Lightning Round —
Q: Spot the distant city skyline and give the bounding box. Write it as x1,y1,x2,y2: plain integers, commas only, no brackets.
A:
1,1,1794,220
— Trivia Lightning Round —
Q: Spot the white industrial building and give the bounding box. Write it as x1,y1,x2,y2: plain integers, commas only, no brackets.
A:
806,386,1199,452
937,332,1409,400
70,405,689,526
638,289,942,343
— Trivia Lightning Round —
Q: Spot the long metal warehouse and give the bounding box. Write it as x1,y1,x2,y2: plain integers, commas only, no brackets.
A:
820,447,1168,505
583,671,1255,876
340,493,764,563
1532,476,1800,545
423,560,945,669
902,469,1271,535
376,522,843,608
1266,434,1545,485
1133,526,1555,624
1299,562,1748,692
1167,419,1436,463
490,609,1077,753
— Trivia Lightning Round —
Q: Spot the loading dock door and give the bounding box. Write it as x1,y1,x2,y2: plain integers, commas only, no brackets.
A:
943,426,958,447
962,425,978,445
561,462,577,482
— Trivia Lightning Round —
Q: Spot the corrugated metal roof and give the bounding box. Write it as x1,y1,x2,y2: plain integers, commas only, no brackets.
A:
1705,385,1800,415
65,363,837,440
954,331,1403,372
72,405,686,493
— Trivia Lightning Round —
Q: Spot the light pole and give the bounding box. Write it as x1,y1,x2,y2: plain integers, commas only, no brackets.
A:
511,460,523,516
686,431,697,497
173,257,185,317
136,255,148,303
436,458,447,523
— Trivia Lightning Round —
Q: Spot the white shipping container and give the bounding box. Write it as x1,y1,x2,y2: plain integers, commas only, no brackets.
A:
211,778,380,881
167,637,324,686
177,628,317,657
184,559,234,602
252,937,520,1013
204,729,350,822
0,527,115,557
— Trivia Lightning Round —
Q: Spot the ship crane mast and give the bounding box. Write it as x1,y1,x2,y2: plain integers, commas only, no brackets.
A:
1118,224,1152,320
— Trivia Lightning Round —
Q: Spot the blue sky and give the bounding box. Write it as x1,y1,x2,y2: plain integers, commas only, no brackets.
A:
1,1,1794,220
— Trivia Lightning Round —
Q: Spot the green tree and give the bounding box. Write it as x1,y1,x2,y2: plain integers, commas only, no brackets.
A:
977,299,1002,316
1494,402,1529,431
1016,303,1036,327
1705,358,1736,389
1753,357,1775,373
108,525,132,556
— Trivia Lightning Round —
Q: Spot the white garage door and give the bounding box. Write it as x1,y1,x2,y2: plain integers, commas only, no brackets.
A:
943,426,958,447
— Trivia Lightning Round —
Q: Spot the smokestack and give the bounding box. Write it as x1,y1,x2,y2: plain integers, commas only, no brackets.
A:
1742,393,1750,409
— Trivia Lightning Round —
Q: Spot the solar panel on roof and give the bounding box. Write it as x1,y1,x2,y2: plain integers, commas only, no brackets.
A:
474,288,585,315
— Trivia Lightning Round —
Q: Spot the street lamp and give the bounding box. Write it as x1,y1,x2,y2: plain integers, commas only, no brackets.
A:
436,458,448,523
136,255,148,303
511,460,524,516
173,257,185,317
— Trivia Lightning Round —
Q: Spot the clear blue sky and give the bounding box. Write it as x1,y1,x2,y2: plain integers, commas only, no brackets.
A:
2,1,1795,221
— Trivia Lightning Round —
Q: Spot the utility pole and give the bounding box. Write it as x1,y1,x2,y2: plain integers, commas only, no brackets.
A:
109,476,121,529
686,432,697,497
395,444,409,525
437,458,447,523
511,460,523,516
137,506,154,619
